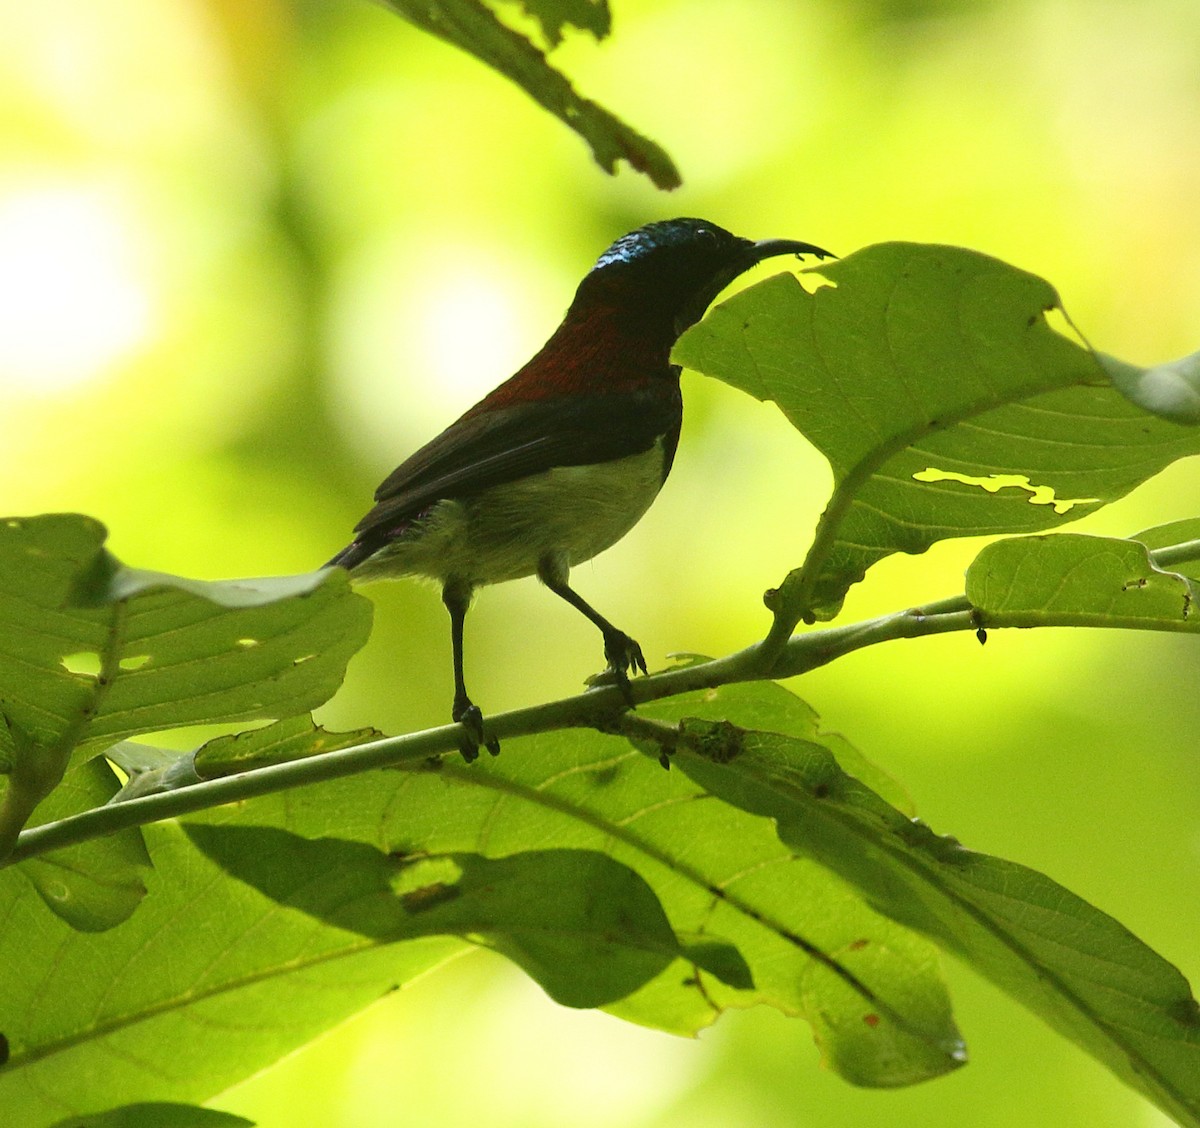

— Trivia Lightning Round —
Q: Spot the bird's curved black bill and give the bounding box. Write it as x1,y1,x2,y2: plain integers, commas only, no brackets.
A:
750,237,836,263
672,234,836,335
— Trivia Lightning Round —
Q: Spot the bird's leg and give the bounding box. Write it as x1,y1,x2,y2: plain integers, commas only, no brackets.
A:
442,579,500,761
537,557,647,704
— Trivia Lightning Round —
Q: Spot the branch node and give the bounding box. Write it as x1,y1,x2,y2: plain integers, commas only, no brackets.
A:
607,713,681,770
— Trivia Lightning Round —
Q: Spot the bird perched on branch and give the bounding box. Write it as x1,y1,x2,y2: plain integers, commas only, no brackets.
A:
327,217,831,760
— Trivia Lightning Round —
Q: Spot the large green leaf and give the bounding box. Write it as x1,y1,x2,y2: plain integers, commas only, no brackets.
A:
0,514,372,854
644,699,1200,1127
209,727,959,1086
0,514,370,758
382,0,679,187
967,532,1200,631
0,820,466,1126
0,691,961,1123
675,243,1200,621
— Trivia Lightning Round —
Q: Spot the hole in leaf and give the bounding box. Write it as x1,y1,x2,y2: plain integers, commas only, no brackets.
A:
62,651,101,678
912,468,1097,515
235,638,260,649
797,271,836,294
389,855,463,899
119,654,151,671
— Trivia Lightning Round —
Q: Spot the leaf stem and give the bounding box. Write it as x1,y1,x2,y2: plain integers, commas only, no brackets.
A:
0,593,129,857
1151,538,1200,568
0,758,60,859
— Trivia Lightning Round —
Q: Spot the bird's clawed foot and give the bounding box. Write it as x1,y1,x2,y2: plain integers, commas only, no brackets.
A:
589,628,648,705
604,628,648,679
452,701,500,763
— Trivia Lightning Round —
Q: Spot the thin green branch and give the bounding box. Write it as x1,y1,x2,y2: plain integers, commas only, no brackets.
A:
2,594,978,867
7,560,1191,868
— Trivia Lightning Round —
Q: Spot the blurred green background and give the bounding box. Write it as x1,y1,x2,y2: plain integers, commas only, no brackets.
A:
2,0,1199,1124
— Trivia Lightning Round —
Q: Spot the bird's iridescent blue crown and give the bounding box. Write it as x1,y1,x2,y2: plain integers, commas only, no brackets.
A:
591,218,742,273
574,217,828,335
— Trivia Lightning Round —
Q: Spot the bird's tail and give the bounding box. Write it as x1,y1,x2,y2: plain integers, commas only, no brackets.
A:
324,540,371,570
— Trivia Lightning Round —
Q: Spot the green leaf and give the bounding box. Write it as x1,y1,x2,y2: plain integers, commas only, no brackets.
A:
1,513,372,753
655,664,915,815
966,533,1200,631
0,821,466,1126
19,757,150,931
1101,349,1200,424
0,514,372,846
0,710,960,1117
656,708,1200,1126
238,714,959,1086
50,1104,254,1128
193,716,385,779
105,741,200,801
675,243,1200,621
102,718,388,802
639,685,961,1086
381,0,679,187
185,829,683,1009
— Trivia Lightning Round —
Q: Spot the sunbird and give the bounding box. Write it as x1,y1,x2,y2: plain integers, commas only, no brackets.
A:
328,218,831,759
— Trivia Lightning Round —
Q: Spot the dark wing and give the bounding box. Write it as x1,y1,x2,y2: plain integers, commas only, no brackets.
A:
328,386,681,567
